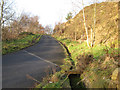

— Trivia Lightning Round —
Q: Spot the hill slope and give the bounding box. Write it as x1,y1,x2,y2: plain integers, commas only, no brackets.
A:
35,2,120,89
54,2,118,47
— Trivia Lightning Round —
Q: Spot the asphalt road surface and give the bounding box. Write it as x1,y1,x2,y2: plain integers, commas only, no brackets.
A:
2,35,65,88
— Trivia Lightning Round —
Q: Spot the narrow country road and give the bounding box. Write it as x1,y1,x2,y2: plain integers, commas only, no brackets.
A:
2,35,65,88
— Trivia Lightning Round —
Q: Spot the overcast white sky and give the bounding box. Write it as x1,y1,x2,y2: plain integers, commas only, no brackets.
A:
14,0,105,28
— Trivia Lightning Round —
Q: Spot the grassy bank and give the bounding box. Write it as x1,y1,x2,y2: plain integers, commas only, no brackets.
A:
2,32,41,55
35,36,119,89
55,36,119,88
50,1,119,89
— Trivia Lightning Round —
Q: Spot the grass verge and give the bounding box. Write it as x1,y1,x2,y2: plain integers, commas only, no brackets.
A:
35,36,119,89
2,32,41,55
55,36,119,88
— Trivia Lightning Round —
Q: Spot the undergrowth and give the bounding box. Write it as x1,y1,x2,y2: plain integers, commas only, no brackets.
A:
56,36,119,88
2,32,41,55
34,35,119,89
36,36,119,89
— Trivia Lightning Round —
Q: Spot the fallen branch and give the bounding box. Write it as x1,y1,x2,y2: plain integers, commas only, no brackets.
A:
26,74,40,83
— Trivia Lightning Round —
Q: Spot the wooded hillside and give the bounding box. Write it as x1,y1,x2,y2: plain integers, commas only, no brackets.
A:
54,2,118,47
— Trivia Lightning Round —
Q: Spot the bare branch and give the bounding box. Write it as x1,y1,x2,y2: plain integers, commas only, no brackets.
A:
3,1,14,11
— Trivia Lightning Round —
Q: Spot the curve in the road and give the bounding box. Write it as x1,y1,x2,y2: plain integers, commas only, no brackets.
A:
2,35,65,88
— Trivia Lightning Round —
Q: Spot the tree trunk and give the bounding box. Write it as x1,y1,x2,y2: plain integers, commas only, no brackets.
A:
74,11,77,41
0,0,4,28
82,0,90,47
91,27,93,47
75,31,77,41
0,0,4,39
93,1,96,47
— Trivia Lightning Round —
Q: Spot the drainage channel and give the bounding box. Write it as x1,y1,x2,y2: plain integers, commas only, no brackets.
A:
68,74,86,89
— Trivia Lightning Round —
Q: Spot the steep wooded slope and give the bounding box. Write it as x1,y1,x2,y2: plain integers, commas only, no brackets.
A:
54,2,118,47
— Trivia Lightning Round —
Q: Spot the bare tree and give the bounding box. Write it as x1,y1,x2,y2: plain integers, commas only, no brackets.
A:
72,0,98,47
93,0,97,47
72,9,77,41
81,0,90,47
89,0,97,47
0,0,15,32
53,22,63,36
0,0,4,39
72,0,90,47
44,25,53,35
0,0,4,28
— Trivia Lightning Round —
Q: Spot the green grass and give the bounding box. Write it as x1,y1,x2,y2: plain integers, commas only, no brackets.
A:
42,82,62,88
54,36,119,88
35,36,119,89
56,36,119,61
2,32,41,55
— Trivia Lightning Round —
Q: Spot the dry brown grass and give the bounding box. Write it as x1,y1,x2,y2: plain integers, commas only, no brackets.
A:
54,2,118,46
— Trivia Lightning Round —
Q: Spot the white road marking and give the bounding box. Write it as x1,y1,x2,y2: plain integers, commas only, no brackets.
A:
24,50,58,66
